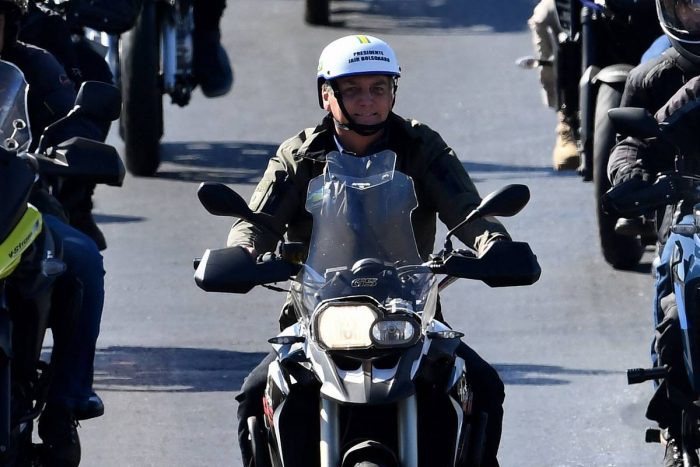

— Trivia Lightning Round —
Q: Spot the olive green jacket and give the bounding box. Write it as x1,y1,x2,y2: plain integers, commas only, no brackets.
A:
227,113,509,258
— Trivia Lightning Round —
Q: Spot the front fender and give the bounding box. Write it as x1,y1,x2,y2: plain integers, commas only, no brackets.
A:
592,64,634,86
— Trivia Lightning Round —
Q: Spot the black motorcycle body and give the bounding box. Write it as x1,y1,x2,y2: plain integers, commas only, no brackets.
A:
0,60,123,465
517,0,659,268
48,0,194,176
117,0,194,176
194,150,541,466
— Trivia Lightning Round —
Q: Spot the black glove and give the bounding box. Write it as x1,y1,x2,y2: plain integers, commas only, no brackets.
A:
614,166,652,185
603,175,683,218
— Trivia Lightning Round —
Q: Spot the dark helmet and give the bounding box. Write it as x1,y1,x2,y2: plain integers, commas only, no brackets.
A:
656,0,700,62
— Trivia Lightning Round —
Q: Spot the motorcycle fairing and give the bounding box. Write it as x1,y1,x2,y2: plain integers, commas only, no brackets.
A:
0,61,30,154
0,205,42,280
669,213,700,392
0,152,36,243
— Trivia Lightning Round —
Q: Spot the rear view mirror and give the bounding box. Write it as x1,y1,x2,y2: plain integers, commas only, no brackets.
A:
608,107,660,139
34,137,125,186
74,81,122,122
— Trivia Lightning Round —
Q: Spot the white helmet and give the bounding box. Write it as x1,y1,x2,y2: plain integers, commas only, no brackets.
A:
316,35,400,108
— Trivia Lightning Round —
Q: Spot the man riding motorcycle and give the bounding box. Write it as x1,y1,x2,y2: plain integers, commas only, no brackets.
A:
608,2,700,461
0,0,109,464
528,0,579,171
229,34,511,466
609,0,700,321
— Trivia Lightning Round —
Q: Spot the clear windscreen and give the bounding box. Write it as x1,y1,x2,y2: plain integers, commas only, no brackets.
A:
0,61,30,153
292,150,437,320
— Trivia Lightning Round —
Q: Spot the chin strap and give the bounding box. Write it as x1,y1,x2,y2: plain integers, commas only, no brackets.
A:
329,80,389,136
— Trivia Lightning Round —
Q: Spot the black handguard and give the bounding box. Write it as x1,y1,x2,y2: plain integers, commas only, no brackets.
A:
194,246,299,294
603,175,683,218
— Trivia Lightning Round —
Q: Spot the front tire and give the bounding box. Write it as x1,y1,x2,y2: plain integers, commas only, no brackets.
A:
120,0,163,177
593,82,644,269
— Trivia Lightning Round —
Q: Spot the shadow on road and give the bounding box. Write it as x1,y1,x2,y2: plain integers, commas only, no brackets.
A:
93,346,267,393
152,141,560,185
327,0,534,33
155,141,277,184
89,346,612,392
494,363,616,386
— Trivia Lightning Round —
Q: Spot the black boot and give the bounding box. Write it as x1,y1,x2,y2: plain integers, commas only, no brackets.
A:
73,392,104,421
38,404,81,467
193,29,233,98
55,181,106,251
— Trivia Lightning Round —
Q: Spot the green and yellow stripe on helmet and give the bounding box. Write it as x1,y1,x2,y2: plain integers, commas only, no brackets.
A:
355,35,371,44
0,204,42,279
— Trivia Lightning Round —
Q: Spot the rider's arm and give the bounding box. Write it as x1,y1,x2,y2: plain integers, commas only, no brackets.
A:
226,133,307,254
416,124,511,255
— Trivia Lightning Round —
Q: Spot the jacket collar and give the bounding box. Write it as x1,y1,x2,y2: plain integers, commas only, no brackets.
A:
297,113,401,162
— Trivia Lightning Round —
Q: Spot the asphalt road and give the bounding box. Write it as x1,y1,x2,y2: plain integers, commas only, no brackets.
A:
75,0,661,465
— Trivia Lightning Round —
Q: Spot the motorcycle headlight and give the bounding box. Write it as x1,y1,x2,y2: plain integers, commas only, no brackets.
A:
371,317,418,348
315,304,379,350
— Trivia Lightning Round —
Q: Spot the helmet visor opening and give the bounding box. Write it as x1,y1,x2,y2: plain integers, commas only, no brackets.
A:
659,0,700,41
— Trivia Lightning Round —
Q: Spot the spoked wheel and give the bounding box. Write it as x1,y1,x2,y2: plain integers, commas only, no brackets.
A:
120,0,163,177
305,0,330,25
593,82,644,269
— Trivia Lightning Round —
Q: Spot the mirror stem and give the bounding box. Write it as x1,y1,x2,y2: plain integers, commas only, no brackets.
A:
443,209,481,252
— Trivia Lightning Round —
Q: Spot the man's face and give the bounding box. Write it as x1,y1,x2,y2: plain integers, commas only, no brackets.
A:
322,75,394,128
676,1,700,32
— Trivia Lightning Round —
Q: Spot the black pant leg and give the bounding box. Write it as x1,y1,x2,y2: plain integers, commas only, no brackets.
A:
456,341,504,467
236,351,276,467
192,0,227,31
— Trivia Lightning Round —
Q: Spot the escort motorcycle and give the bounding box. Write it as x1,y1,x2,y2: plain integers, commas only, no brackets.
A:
0,60,123,464
517,0,660,269
193,150,541,466
604,106,700,466
40,0,195,177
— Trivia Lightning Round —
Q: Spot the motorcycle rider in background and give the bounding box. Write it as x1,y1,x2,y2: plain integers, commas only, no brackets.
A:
0,0,109,464
610,0,700,317
10,0,232,250
608,3,700,463
230,34,511,466
528,0,580,171
608,74,700,467
16,1,115,251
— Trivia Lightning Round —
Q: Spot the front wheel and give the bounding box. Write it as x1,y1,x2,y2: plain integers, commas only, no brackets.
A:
120,0,163,177
593,82,644,269
305,0,330,25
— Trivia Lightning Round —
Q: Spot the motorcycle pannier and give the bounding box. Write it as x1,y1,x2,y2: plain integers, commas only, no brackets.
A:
65,0,144,35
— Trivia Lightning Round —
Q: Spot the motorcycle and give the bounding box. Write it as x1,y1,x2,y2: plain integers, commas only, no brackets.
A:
517,0,660,269
604,106,700,465
0,60,123,464
193,150,541,466
40,0,195,177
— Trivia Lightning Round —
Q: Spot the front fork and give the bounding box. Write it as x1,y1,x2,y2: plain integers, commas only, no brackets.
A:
319,395,419,467
160,1,194,106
